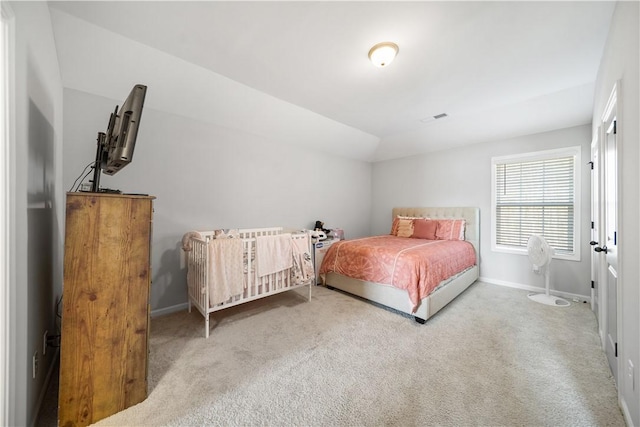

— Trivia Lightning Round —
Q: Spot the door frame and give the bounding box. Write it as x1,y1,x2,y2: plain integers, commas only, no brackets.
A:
0,2,14,425
590,127,606,344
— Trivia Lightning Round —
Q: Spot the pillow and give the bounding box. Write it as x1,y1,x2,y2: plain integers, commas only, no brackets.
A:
412,218,438,240
396,218,415,238
390,215,422,236
435,219,466,241
390,217,400,235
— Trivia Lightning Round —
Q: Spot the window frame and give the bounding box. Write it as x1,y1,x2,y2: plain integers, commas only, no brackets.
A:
491,146,581,261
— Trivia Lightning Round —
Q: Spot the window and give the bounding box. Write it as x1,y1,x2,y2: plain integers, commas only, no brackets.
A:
491,146,581,261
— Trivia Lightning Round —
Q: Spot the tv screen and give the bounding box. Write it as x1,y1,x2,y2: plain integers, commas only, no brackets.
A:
90,84,147,192
104,84,147,175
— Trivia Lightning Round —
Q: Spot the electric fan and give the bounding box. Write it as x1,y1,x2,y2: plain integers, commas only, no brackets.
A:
526,235,570,307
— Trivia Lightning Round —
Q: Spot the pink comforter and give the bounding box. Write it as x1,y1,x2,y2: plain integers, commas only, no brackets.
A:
319,236,477,311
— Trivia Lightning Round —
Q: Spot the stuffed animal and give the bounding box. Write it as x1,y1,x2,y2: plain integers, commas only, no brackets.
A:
314,220,330,234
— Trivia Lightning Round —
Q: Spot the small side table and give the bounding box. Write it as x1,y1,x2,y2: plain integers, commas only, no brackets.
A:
313,238,340,285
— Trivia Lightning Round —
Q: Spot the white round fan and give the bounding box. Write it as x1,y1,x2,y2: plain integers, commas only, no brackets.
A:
526,235,570,307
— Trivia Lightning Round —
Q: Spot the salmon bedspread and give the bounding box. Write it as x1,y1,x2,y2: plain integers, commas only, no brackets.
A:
319,236,477,312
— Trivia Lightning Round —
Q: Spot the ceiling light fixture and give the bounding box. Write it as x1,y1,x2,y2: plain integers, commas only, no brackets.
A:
368,42,399,68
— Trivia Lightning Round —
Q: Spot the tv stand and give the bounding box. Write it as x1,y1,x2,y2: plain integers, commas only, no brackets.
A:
90,131,107,192
59,192,156,426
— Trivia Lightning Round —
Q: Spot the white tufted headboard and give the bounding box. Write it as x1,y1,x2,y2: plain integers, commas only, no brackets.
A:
391,207,480,258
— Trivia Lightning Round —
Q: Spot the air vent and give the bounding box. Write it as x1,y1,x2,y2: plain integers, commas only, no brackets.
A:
420,113,449,123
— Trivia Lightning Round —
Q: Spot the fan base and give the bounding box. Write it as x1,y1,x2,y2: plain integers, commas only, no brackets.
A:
527,293,570,307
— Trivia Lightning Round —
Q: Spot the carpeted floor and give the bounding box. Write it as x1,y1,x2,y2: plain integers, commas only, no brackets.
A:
80,281,623,426
39,281,624,426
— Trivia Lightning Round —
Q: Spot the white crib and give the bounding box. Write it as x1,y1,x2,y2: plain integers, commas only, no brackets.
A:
184,227,313,338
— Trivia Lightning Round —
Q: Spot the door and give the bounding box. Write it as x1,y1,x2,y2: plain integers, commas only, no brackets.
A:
600,86,619,385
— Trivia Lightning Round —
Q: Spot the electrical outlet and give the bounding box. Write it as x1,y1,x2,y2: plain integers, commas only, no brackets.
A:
43,330,48,356
32,351,38,379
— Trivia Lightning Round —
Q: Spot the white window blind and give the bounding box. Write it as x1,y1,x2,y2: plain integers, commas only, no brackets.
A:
492,147,580,260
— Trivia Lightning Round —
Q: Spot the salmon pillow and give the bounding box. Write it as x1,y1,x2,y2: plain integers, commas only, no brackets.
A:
412,218,437,240
390,216,401,235
390,216,420,236
435,219,466,241
396,218,415,238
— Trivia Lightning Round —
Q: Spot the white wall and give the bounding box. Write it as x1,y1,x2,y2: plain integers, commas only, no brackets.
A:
49,7,379,163
592,2,639,424
62,88,372,312
8,1,64,426
372,124,592,298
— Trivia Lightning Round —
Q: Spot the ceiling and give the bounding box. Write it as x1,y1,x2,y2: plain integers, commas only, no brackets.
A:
48,1,615,162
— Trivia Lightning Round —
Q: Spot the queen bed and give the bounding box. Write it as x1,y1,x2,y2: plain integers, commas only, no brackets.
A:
320,207,479,323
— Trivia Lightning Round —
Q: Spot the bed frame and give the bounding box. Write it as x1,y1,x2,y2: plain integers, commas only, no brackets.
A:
186,227,313,337
324,207,480,323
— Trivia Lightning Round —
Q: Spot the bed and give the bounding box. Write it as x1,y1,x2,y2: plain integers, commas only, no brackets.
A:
320,207,479,323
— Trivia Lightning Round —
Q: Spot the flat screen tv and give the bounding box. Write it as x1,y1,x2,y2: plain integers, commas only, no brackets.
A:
91,84,147,192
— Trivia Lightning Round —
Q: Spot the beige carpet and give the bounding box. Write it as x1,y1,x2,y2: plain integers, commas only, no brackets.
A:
94,282,624,426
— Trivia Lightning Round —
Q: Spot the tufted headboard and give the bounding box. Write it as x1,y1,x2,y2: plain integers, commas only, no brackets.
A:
391,207,480,258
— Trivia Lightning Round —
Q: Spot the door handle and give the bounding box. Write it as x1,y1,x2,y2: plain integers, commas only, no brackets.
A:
594,246,608,254
590,241,598,246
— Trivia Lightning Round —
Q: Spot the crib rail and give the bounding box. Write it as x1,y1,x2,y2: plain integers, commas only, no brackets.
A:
186,227,313,338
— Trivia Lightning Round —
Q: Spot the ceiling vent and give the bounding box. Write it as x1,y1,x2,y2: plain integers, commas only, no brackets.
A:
420,113,448,124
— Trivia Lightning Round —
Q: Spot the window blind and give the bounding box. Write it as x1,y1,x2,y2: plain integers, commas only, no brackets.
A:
495,155,575,254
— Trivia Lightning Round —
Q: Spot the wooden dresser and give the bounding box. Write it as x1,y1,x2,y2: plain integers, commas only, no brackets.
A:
58,193,155,427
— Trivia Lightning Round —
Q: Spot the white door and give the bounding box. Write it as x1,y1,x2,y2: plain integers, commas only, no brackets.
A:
600,89,619,384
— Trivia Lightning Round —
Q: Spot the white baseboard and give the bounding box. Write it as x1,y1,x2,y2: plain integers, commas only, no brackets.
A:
479,276,591,303
151,302,189,318
619,395,633,427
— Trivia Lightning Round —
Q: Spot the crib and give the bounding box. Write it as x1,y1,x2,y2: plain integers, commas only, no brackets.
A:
184,227,313,338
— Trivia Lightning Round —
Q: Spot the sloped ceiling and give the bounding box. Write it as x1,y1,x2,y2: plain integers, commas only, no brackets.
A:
48,1,615,162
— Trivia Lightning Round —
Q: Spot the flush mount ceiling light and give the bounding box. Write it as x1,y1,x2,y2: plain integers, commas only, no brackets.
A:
368,42,399,68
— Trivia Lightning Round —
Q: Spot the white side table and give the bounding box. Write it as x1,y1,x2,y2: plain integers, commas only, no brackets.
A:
313,238,340,285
